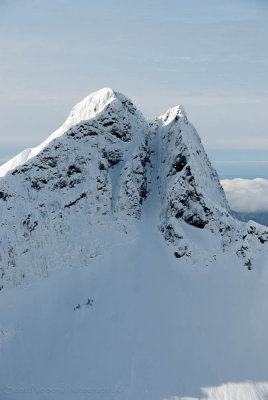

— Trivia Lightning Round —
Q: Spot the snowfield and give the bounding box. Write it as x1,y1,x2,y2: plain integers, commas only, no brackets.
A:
0,88,267,400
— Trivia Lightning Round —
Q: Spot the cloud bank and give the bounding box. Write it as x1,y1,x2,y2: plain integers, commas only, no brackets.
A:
221,178,268,213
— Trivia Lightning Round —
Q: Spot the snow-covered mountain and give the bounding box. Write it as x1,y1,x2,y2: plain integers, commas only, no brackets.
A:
0,88,268,400
231,210,268,227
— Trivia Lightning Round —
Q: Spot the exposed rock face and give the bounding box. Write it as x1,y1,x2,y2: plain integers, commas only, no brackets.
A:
0,88,267,287
0,89,150,286
154,105,238,260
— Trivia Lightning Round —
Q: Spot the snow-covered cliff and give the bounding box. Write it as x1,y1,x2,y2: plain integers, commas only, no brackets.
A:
0,88,267,288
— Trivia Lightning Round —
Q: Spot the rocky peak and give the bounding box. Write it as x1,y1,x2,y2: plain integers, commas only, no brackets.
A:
159,105,188,125
0,89,267,288
0,88,143,177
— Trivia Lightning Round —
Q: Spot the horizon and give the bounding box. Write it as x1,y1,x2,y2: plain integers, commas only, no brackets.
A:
1,0,268,161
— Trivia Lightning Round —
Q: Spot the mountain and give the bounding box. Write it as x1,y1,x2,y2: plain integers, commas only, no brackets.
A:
0,88,268,400
231,210,268,227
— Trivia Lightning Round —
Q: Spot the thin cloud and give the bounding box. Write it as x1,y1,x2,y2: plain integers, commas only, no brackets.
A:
174,56,210,63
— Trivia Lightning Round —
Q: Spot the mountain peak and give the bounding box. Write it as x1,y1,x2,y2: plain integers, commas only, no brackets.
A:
0,88,267,289
68,87,138,124
0,88,135,177
1,90,268,400
159,105,187,125
68,87,116,121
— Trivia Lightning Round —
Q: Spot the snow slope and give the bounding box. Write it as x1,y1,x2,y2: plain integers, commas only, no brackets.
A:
0,88,268,400
1,201,268,400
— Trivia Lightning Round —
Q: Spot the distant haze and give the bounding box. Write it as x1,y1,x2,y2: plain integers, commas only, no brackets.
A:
0,0,267,158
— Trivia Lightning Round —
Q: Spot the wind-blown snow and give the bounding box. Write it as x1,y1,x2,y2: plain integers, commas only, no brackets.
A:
0,88,267,400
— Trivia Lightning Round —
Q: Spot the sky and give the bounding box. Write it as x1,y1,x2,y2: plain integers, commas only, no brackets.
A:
0,0,267,178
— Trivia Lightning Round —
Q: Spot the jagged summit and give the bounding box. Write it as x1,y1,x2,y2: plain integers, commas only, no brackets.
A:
66,87,136,125
70,87,117,118
159,104,187,125
0,89,267,288
0,88,136,177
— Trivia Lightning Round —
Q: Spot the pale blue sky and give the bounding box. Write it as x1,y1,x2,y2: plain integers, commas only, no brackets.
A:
0,0,267,177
